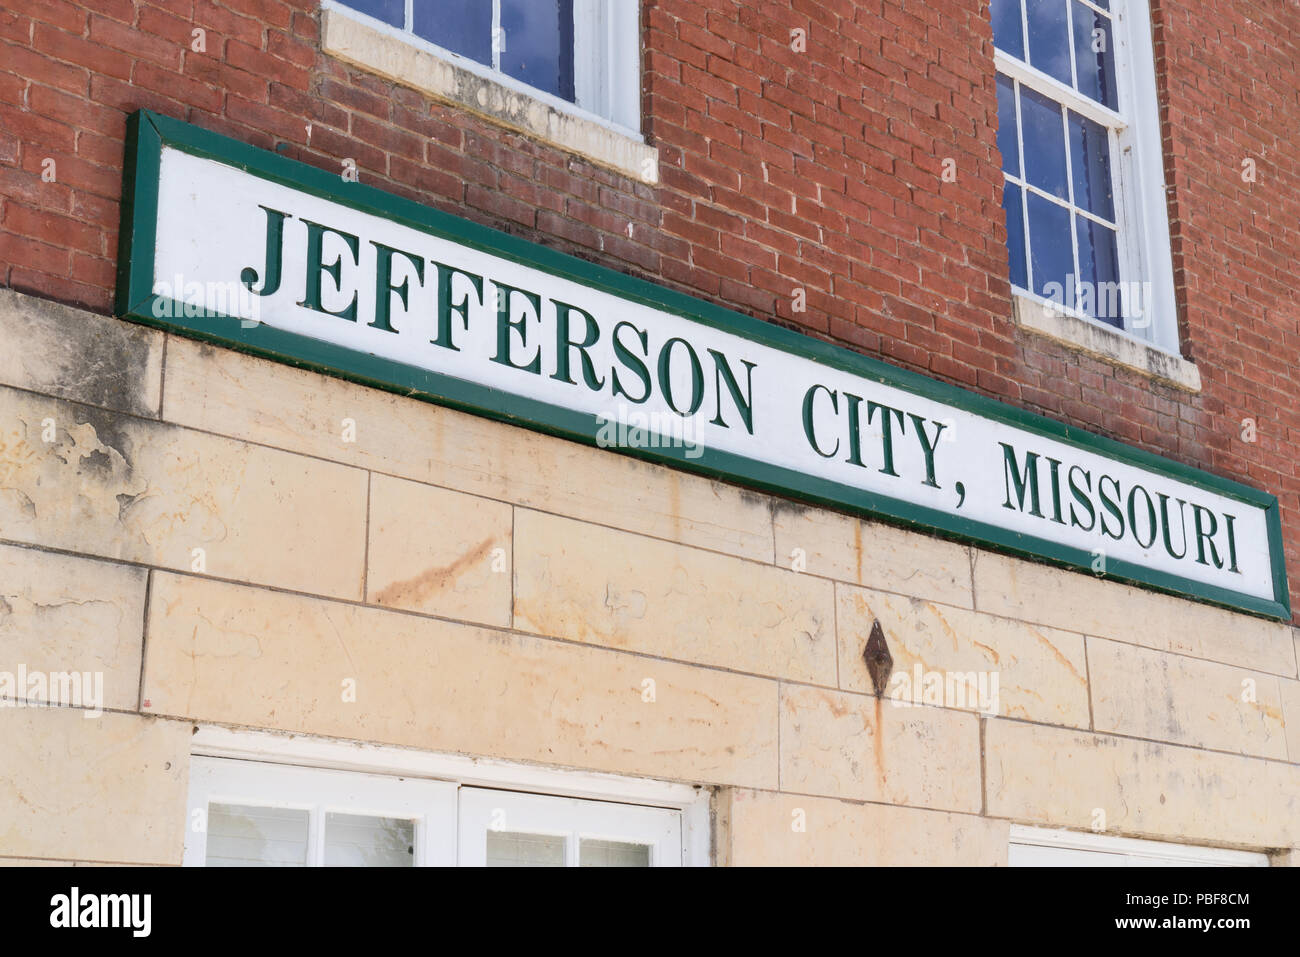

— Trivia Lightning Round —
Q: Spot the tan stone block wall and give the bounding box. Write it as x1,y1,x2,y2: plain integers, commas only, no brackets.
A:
0,384,368,599
973,551,1295,675
366,473,513,627
0,543,146,712
161,335,775,562
513,509,836,683
1087,636,1288,759
142,571,778,789
0,709,190,865
780,684,982,812
985,717,1300,848
718,790,1008,866
2,290,1299,866
836,584,1090,727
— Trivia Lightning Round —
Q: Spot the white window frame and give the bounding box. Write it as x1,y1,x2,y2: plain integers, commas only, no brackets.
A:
322,0,642,138
184,757,459,866
1009,825,1270,867
459,787,681,866
183,727,709,867
995,0,1180,358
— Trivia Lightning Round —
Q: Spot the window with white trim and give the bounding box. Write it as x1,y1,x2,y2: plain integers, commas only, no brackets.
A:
329,0,641,133
992,0,1178,350
1009,825,1269,866
184,755,687,867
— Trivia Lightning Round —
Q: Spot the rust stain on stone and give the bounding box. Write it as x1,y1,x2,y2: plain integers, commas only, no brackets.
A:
818,689,852,719
853,521,863,583
668,471,682,540
373,536,496,608
873,695,886,777
1028,626,1084,683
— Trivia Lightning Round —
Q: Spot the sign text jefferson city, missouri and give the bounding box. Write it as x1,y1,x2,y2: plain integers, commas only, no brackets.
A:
240,202,1244,579
122,121,1285,617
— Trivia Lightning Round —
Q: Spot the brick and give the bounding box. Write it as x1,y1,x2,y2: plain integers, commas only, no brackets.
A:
31,22,131,80
0,39,87,94
88,15,182,71
3,201,102,256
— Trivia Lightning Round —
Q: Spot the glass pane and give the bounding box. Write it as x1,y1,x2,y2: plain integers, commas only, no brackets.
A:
1027,192,1072,300
500,0,575,102
580,839,651,867
324,812,414,867
1003,182,1029,290
1068,111,1114,220
1076,216,1122,326
340,0,404,28
1072,1,1117,108
415,0,493,66
1020,87,1068,199
206,804,308,867
990,0,1025,60
996,74,1020,176
486,831,567,867
1025,0,1072,85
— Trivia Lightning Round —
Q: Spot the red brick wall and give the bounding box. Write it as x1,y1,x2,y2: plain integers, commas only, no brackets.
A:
2,0,1298,617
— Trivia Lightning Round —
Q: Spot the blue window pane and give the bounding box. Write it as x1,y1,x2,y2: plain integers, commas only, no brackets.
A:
1068,111,1114,221
1076,216,1122,326
1027,193,1072,301
341,0,404,28
500,0,575,102
1025,0,1072,85
1003,182,1028,290
1020,87,1068,199
991,0,1025,60
997,74,1020,177
415,0,492,66
1073,2,1118,108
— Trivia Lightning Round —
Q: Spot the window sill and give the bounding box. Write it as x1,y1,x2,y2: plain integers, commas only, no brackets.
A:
321,9,659,184
1012,294,1201,392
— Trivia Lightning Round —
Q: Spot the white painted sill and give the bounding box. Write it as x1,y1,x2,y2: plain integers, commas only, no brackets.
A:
1012,293,1202,392
320,9,659,184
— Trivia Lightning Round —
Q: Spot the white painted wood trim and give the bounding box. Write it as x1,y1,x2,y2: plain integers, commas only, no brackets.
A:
184,756,460,866
997,0,1180,353
190,726,713,865
1009,824,1269,866
457,786,682,867
320,5,657,183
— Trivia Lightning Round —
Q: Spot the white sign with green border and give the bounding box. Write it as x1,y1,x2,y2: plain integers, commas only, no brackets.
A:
116,111,1290,620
